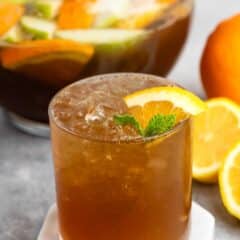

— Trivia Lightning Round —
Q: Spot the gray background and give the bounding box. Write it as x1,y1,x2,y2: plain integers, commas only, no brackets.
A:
1,0,240,239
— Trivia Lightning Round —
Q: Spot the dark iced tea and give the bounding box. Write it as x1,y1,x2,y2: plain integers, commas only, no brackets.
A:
0,0,193,135
49,74,192,240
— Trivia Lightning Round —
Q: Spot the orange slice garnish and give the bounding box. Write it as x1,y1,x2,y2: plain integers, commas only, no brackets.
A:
124,86,206,127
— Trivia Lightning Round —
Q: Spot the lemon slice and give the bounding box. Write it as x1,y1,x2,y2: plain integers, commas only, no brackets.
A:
193,98,240,183
124,86,206,128
219,142,240,219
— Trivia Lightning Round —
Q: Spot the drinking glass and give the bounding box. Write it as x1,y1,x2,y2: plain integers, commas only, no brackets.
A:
49,73,192,240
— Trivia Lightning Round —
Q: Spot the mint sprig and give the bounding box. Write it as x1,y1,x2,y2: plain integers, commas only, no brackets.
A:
114,114,144,136
114,114,176,137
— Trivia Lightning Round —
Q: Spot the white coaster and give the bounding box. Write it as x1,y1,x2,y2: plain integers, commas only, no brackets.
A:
38,202,215,240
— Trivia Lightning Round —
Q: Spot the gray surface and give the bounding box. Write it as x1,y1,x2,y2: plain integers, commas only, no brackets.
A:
1,0,240,239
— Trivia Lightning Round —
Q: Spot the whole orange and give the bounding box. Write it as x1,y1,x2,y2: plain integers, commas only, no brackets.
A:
201,14,240,103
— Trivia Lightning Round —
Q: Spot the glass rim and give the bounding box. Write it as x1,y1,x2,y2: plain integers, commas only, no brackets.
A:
0,0,193,48
49,73,191,145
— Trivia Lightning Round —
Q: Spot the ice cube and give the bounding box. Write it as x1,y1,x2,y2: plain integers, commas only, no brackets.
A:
82,91,128,124
85,104,106,123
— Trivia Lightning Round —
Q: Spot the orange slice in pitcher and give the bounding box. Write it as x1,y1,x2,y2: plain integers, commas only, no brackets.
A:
58,0,94,29
1,39,94,86
0,3,24,36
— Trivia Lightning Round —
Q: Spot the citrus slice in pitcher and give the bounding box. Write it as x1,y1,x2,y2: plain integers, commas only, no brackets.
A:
1,39,94,86
58,0,94,29
0,3,24,36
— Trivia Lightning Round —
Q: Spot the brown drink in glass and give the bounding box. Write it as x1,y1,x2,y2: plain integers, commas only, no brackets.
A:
49,73,192,240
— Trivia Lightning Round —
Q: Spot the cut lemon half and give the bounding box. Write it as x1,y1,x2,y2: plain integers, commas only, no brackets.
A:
124,86,206,128
193,98,240,183
219,142,240,219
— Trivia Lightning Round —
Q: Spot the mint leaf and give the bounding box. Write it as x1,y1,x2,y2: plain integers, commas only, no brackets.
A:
114,114,176,138
144,114,176,137
113,114,144,135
